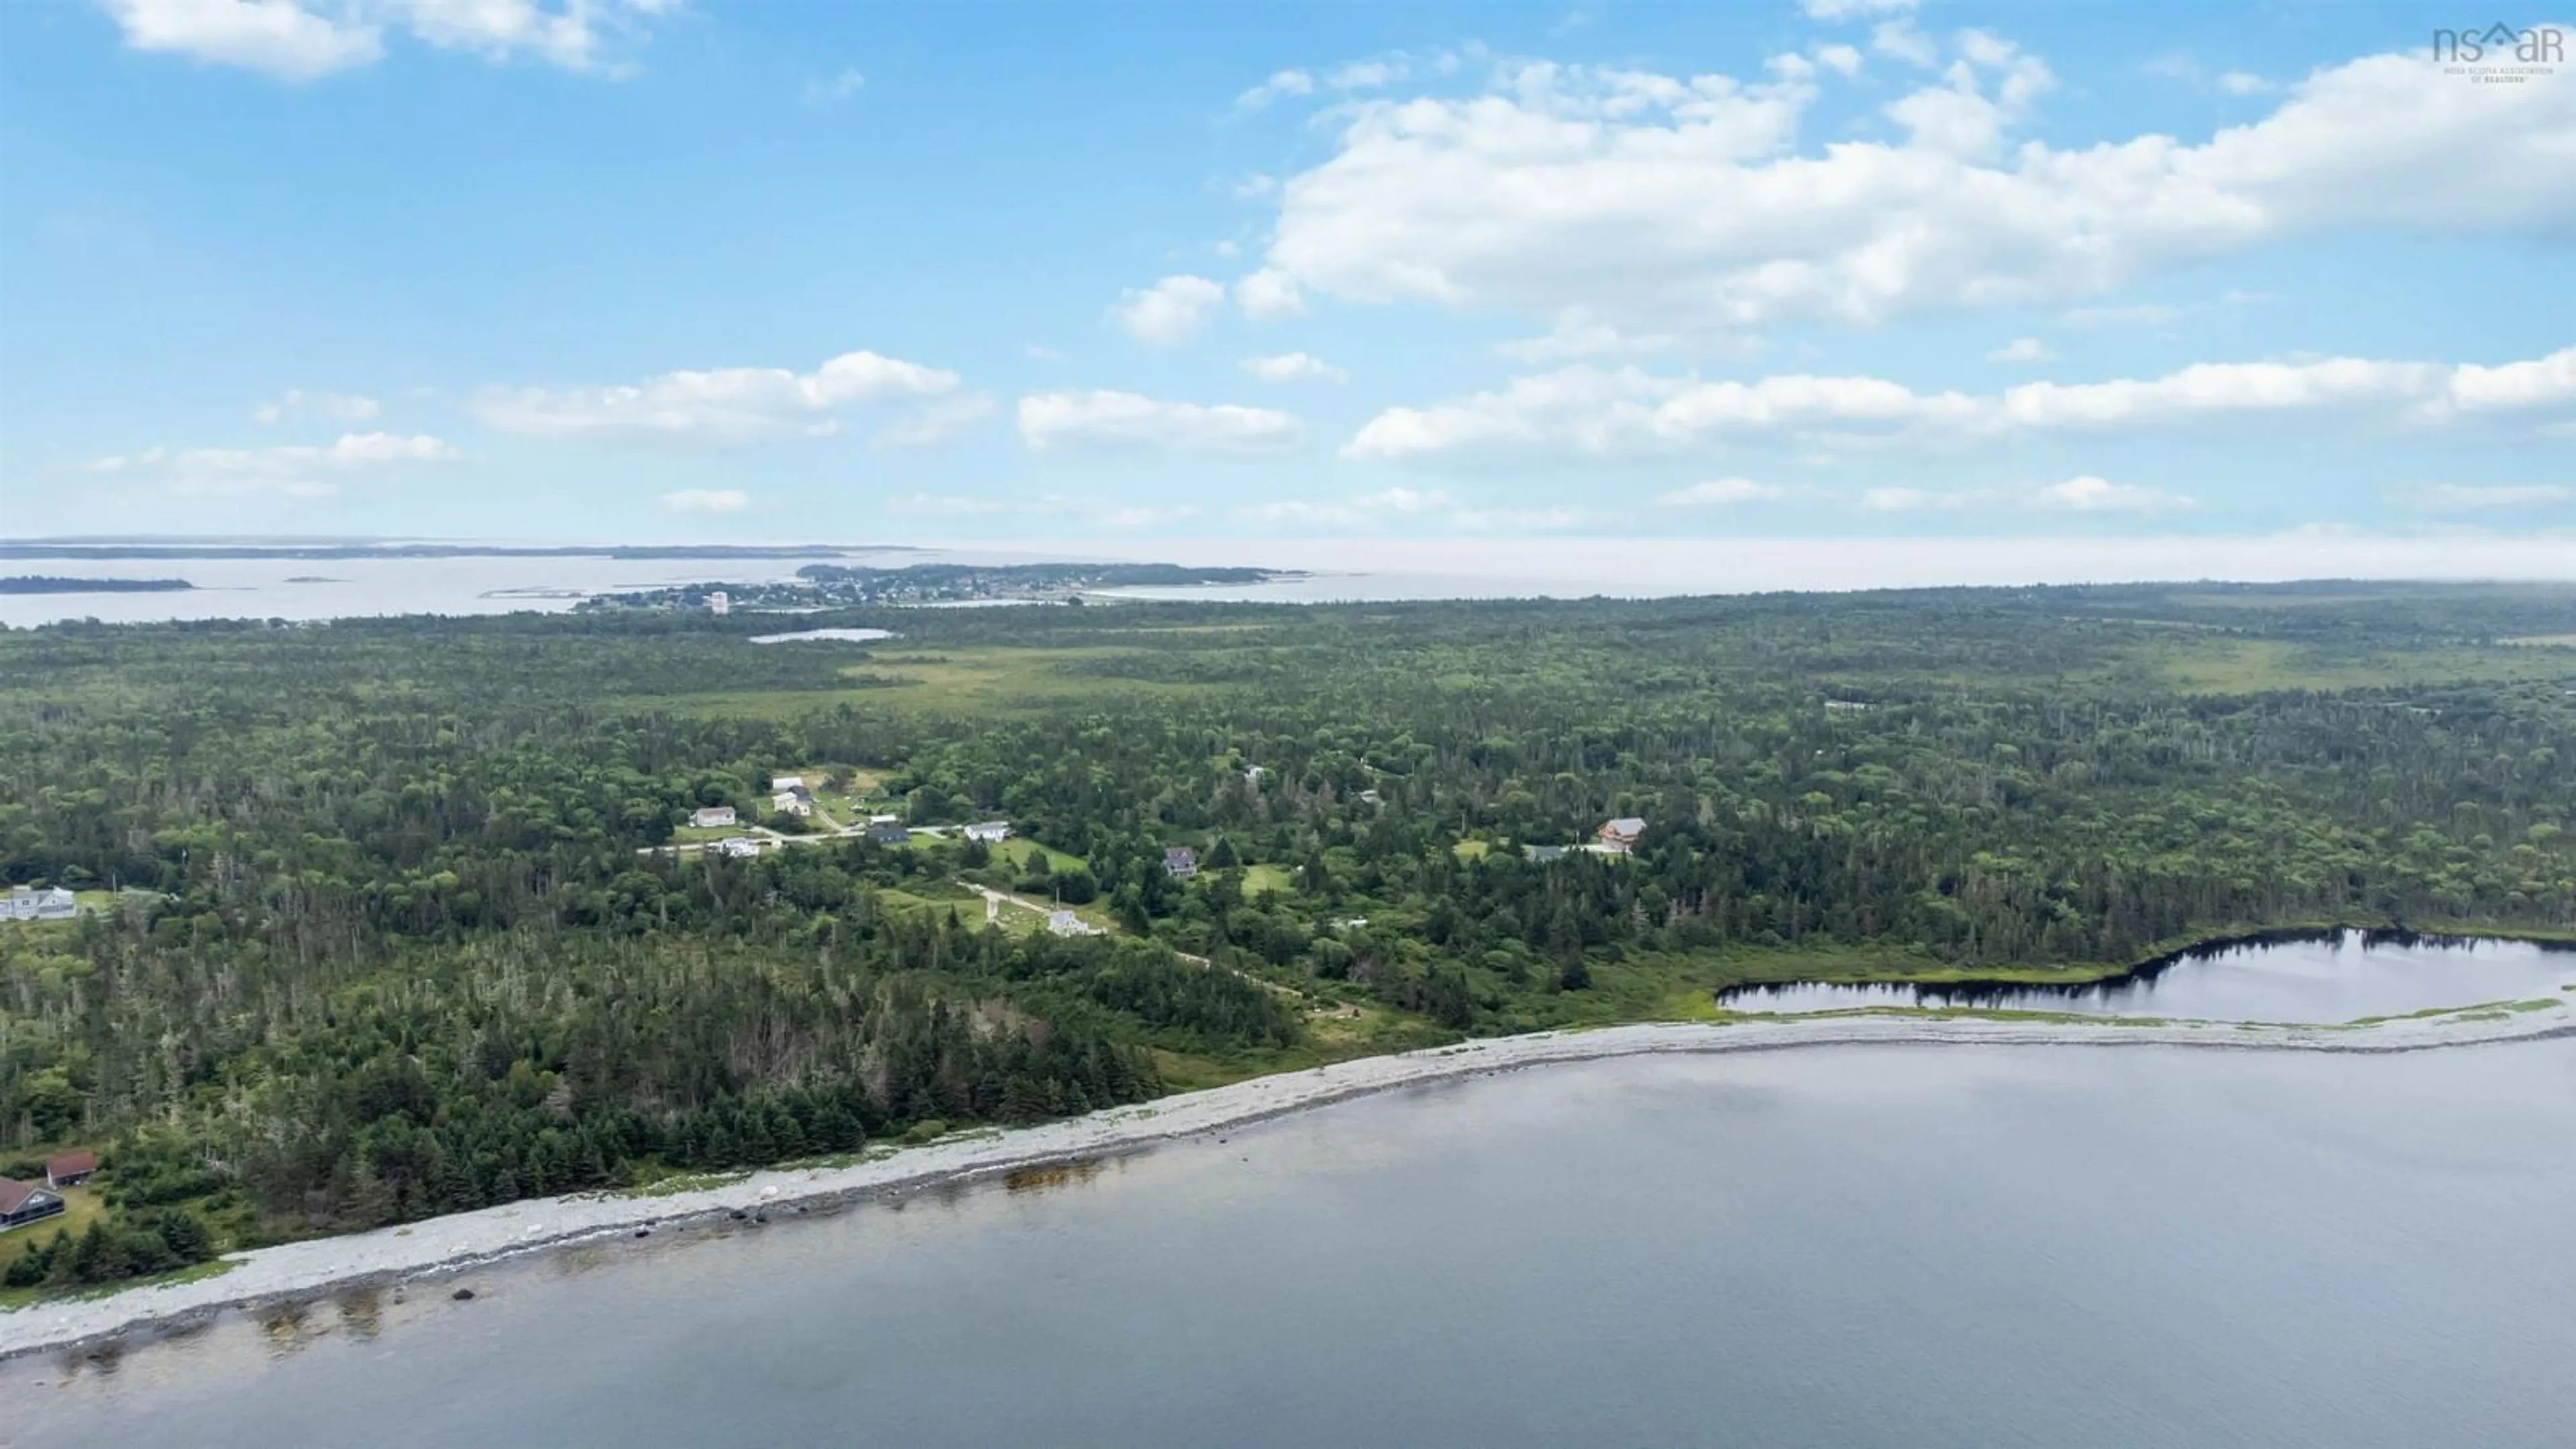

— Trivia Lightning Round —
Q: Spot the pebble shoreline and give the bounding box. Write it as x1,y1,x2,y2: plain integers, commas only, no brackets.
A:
5,1006,2569,1363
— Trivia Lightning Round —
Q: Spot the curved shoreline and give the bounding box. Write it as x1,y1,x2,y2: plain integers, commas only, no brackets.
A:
4,1005,2569,1364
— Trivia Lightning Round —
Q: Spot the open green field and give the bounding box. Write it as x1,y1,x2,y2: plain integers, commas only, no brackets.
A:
1241,863,1294,898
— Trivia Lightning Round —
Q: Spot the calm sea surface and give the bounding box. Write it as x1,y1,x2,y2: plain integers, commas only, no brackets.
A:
1722,929,2576,1020
13,1040,2573,1446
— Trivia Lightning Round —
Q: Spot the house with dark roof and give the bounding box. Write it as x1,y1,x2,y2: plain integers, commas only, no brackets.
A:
869,817,912,845
1164,847,1198,879
45,1150,96,1189
0,1177,65,1231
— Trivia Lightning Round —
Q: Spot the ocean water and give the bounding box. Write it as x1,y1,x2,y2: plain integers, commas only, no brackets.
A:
15,1038,2573,1446
8,533,2576,625
1720,929,2576,1021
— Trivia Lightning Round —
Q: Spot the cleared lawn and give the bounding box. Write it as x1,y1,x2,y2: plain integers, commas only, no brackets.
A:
990,837,1088,873
1241,863,1294,898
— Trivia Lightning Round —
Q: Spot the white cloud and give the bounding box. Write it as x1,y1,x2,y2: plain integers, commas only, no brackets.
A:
872,392,996,450
1801,0,1916,19
1248,38,2576,334
802,68,865,107
1234,268,1307,319
1238,487,1455,527
1493,310,1718,364
1343,347,2576,464
102,0,670,80
1240,352,1349,383
101,0,383,80
1883,34,2054,161
1986,337,2055,363
1655,477,1790,507
396,0,662,72
2218,71,2273,96
73,431,460,499
252,388,381,425
2031,475,2193,512
1813,44,1864,77
2408,484,2575,512
1092,504,1201,529
1235,68,1315,111
1017,390,1303,457
1238,487,1591,533
1862,478,2191,514
2063,303,2185,329
1870,19,1938,68
474,350,961,445
659,488,749,513
1329,58,1410,91
1861,486,1984,513
884,492,1008,517
1114,274,1225,345
887,493,1201,530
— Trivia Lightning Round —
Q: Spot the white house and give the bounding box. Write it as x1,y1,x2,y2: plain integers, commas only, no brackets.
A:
771,792,813,817
1047,910,1102,937
0,886,76,922
716,837,761,859
689,806,738,829
769,775,806,792
964,821,1012,844
707,591,730,616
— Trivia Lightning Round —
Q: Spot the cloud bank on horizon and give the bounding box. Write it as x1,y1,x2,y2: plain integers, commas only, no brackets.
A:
3,1,2569,541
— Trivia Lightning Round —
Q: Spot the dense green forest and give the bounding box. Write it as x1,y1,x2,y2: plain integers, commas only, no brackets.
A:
3,582,2575,1285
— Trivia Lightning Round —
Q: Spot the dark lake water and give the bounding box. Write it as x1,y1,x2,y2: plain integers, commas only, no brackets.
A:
1719,929,2576,1020
12,1042,2574,1446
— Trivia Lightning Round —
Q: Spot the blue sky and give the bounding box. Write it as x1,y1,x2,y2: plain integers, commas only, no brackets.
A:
0,0,2569,543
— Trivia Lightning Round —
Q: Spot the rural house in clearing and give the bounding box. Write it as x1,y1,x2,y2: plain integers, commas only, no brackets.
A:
1165,847,1198,878
46,1150,96,1189
0,1177,65,1232
1595,818,1646,852
689,805,737,829
964,821,1012,844
869,816,911,845
1,885,77,922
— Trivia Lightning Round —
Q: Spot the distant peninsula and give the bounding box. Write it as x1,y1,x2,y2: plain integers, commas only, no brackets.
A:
578,560,1303,611
0,576,194,594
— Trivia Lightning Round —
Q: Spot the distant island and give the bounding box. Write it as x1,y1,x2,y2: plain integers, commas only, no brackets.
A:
0,576,194,594
578,560,1304,612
